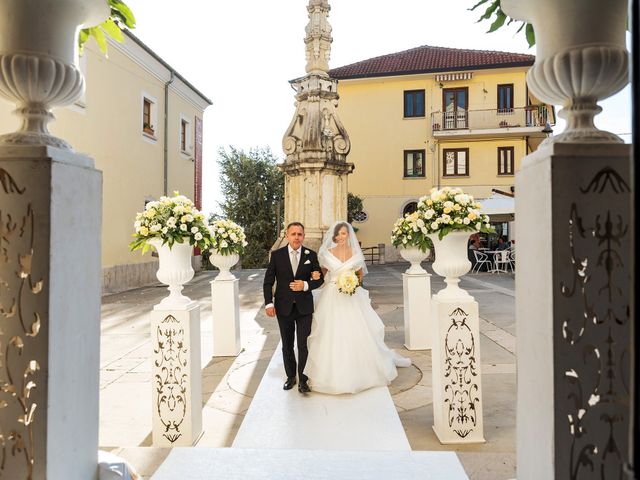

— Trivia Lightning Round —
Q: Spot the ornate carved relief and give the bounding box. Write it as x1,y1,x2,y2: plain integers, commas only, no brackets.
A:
443,307,480,438
0,168,43,479
153,315,188,444
557,166,630,479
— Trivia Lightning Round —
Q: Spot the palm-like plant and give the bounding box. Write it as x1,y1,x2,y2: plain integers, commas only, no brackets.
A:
79,0,136,55
469,0,535,47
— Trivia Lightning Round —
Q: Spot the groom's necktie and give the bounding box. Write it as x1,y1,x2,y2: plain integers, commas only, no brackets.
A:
291,249,299,274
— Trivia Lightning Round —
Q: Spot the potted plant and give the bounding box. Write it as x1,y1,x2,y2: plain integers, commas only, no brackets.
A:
391,212,433,275
130,192,212,307
143,122,155,135
208,219,248,281
419,187,495,300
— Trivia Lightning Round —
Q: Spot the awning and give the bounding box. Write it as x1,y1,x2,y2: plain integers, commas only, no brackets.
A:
478,193,515,222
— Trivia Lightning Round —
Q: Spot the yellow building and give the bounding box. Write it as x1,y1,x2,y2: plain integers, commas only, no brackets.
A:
330,45,554,257
0,31,212,293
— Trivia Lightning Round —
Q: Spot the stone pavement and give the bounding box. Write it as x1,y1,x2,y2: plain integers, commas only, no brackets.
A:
99,262,516,480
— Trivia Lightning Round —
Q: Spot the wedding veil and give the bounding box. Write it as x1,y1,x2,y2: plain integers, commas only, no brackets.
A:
319,221,368,275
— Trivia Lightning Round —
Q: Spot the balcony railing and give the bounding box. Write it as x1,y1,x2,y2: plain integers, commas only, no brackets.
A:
431,105,552,132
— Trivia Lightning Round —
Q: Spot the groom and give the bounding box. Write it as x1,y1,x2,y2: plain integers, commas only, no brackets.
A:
263,222,323,393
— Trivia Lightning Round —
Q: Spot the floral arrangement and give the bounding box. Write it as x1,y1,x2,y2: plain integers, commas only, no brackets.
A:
336,269,360,296
208,219,248,256
130,192,212,253
391,211,433,252
417,187,495,240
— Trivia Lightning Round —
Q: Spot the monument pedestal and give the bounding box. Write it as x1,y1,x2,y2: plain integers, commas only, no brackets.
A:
151,302,202,446
431,296,485,444
211,277,241,356
0,146,101,478
402,272,432,350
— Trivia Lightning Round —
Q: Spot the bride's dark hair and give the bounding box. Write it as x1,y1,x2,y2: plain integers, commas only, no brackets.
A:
332,222,350,242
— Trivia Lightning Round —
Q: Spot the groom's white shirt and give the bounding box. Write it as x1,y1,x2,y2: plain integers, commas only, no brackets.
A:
265,244,309,311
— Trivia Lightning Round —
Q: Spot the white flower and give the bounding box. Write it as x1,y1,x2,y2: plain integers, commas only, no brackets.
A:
444,201,454,209
402,238,407,244
431,222,439,230
425,209,435,219
167,217,177,228
195,232,203,241
150,224,162,233
476,222,482,230
220,240,228,248
191,226,199,234
180,224,188,232
416,218,425,228
463,218,471,225
305,250,310,254
455,218,463,224
162,227,168,234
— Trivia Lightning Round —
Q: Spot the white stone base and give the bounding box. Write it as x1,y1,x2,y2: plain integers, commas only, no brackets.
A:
151,447,469,480
151,302,202,446
211,278,241,356
403,272,432,350
431,297,485,444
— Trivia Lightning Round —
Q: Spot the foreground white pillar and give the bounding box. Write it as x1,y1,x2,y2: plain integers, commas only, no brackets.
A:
151,302,202,446
403,272,432,350
431,297,485,444
211,277,241,356
0,146,101,478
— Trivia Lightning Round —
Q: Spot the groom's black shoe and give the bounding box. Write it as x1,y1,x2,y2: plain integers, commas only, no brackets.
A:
283,377,297,390
298,381,311,393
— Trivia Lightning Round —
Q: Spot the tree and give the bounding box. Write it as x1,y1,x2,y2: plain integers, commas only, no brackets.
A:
347,193,364,224
217,146,284,268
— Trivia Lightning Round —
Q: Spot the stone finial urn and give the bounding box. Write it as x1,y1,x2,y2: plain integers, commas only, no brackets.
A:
0,0,109,150
501,0,629,144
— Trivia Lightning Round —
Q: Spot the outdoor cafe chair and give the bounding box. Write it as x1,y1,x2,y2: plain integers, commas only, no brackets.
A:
493,249,514,273
472,249,492,273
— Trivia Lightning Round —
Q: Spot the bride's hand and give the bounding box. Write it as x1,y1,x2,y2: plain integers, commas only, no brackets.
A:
311,271,321,280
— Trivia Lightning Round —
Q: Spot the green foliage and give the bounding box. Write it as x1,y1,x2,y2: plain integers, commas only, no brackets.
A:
347,193,364,224
79,0,136,56
218,146,284,268
469,0,535,47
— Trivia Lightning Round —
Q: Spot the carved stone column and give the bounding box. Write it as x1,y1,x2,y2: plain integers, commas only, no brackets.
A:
0,1,108,478
278,0,354,251
501,1,632,477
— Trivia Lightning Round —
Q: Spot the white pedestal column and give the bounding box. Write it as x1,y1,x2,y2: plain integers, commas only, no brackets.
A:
431,297,485,444
151,302,202,446
402,272,432,350
211,278,241,357
0,146,101,479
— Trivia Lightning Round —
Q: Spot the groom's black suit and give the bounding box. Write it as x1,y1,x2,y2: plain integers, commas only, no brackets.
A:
263,245,323,383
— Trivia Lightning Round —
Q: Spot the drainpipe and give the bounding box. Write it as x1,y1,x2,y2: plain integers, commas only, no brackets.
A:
163,71,175,196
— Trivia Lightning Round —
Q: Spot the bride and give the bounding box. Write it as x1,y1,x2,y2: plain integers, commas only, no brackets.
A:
304,221,411,394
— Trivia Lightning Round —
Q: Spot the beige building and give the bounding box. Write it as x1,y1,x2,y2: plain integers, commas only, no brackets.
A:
329,45,554,257
0,31,212,293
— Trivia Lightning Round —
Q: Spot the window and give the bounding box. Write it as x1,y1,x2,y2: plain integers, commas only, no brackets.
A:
178,115,193,155
353,211,368,222
498,84,514,112
404,90,425,118
403,202,418,216
404,150,425,178
180,119,187,151
443,148,469,176
498,147,514,175
143,97,155,135
442,88,468,129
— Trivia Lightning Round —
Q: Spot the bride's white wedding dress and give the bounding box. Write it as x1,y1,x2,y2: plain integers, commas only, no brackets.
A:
304,249,411,395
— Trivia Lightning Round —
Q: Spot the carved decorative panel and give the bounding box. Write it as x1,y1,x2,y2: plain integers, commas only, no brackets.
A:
0,165,47,479
555,162,631,478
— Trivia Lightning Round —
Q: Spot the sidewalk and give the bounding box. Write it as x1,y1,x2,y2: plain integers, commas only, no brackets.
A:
99,263,516,480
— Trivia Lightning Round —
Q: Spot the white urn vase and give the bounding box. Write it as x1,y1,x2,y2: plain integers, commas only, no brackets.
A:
501,0,629,144
428,231,473,301
209,251,239,281
148,238,195,308
0,0,109,149
399,246,430,275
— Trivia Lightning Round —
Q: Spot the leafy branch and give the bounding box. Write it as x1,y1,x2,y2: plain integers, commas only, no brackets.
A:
469,0,535,47
78,0,136,55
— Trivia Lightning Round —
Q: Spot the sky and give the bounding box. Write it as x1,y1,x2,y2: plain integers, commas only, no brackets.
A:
123,0,632,215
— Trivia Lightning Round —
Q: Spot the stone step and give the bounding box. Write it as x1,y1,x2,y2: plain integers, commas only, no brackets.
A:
150,447,469,479
232,343,410,451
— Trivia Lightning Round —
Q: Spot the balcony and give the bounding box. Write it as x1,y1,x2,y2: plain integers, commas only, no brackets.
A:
431,105,554,139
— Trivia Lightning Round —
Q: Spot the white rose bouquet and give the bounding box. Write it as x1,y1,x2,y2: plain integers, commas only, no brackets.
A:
417,187,495,240
336,269,360,296
391,211,433,252
208,219,248,256
130,192,212,253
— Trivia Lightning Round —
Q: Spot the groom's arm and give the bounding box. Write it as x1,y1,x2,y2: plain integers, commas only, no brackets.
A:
263,251,277,308
307,253,324,290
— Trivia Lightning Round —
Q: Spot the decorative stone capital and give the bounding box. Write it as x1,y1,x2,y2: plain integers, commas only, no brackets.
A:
304,0,332,74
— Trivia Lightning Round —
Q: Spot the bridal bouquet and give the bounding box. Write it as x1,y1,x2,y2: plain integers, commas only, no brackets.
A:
208,219,248,255
130,192,212,253
417,187,495,240
337,269,359,296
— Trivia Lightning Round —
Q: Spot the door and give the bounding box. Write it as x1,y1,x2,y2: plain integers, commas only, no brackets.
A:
443,88,468,129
